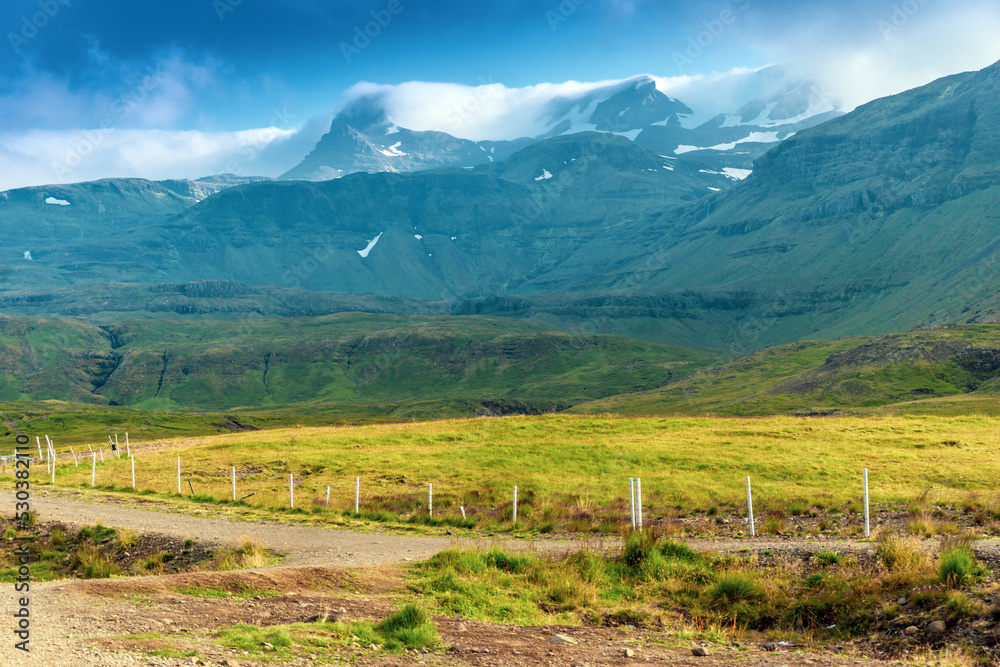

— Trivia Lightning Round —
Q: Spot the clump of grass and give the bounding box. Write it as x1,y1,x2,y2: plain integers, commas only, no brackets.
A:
218,624,292,652
212,536,270,570
77,522,116,543
907,515,937,537
69,545,121,579
814,551,841,566
762,513,785,535
939,536,982,588
876,533,926,572
115,527,139,551
945,591,985,617
709,573,763,606
375,604,439,650
788,502,808,517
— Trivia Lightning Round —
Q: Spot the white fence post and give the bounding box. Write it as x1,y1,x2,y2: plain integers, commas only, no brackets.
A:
636,478,643,532
232,466,237,501
355,477,360,514
326,485,331,507
513,486,518,525
746,476,755,537
629,477,636,529
864,468,870,538
177,457,181,494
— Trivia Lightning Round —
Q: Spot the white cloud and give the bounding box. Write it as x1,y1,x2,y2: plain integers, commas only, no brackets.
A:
339,77,645,141
0,127,296,191
739,1,1000,112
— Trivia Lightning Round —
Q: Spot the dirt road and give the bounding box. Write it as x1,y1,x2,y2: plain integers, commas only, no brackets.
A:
0,489,989,666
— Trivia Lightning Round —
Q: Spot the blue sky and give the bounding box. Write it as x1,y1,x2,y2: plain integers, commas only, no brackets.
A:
2,0,1000,188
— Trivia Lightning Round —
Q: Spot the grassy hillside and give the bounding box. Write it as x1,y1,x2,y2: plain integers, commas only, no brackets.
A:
0,313,725,413
573,324,1000,416
0,315,113,403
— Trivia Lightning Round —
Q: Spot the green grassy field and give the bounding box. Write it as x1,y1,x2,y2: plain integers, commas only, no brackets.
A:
22,414,1000,531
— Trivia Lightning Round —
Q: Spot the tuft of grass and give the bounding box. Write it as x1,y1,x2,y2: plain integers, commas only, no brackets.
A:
69,545,121,579
375,604,439,650
876,533,926,573
211,536,270,570
709,573,763,605
116,527,139,551
945,591,985,617
939,537,982,588
218,625,292,653
814,551,841,566
762,513,785,535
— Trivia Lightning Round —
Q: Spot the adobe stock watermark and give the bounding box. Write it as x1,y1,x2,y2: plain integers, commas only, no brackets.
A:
51,62,170,179
545,0,590,31
443,75,504,132
878,0,931,39
11,433,33,653
673,0,751,72
7,0,70,56
214,0,243,22
340,0,413,64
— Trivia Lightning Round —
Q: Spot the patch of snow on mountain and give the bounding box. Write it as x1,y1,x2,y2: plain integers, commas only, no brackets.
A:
678,132,781,154
385,124,400,135
743,102,779,127
357,232,384,258
451,236,457,240
707,187,721,192
662,164,674,171
723,168,752,180
379,142,407,157
414,234,423,240
45,197,70,206
534,169,553,181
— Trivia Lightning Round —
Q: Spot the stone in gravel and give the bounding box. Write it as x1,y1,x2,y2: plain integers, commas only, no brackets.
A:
763,642,777,651
897,597,907,605
622,647,635,657
221,661,241,667
692,647,711,656
547,633,578,645
905,626,918,635
457,622,468,632
927,621,946,633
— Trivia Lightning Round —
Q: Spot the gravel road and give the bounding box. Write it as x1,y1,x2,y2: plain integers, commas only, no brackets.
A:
3,489,999,666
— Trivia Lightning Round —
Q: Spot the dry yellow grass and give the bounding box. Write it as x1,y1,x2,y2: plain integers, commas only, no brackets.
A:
28,414,1000,518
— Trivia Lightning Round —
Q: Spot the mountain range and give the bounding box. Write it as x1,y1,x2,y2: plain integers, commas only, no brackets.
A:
2,60,1000,416
281,66,841,181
